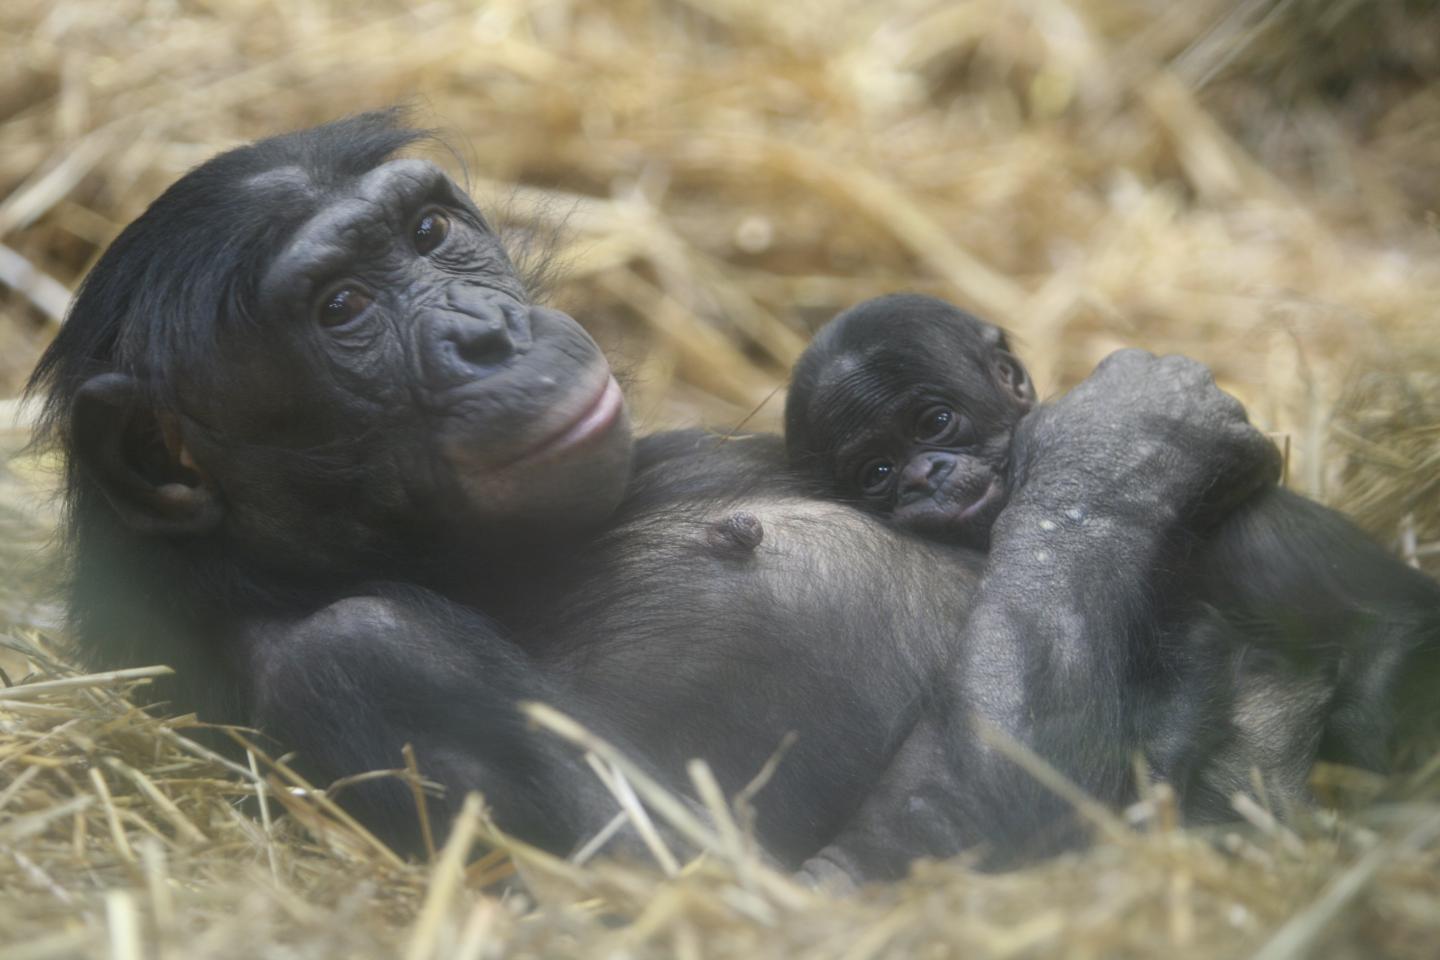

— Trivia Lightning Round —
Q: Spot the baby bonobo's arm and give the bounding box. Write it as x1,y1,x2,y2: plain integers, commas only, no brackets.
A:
802,350,1281,885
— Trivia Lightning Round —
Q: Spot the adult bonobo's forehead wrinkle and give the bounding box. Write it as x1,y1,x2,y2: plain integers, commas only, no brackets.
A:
257,159,463,307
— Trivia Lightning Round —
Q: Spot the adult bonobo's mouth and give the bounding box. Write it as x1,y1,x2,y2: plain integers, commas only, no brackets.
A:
499,373,625,471
433,303,632,473
438,343,635,536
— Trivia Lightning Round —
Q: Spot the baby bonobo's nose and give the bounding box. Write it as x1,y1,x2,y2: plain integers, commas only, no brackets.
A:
898,452,955,502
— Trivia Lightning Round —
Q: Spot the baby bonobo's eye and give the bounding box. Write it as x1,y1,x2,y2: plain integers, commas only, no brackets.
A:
914,405,958,443
857,458,894,496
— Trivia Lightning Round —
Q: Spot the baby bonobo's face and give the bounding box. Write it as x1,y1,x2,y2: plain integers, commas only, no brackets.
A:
785,294,1035,548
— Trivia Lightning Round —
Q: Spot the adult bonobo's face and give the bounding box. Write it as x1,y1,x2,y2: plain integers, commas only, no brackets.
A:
785,294,1034,548
244,157,633,539
46,113,633,576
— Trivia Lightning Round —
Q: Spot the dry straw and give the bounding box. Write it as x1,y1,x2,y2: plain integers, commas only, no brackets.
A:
1,0,1438,956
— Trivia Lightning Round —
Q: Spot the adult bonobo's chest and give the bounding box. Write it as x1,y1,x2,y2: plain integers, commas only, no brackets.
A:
494,431,986,862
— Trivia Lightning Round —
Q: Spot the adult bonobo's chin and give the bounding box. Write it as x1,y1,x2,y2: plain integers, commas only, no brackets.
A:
30,110,1290,876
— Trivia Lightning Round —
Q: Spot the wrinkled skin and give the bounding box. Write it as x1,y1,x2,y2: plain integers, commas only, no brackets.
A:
31,113,1315,879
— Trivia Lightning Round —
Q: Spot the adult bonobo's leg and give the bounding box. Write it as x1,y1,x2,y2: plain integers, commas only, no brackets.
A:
248,588,622,852
804,351,1282,882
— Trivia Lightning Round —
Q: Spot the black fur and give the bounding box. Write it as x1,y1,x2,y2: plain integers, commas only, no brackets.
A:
787,294,1034,548
28,116,1295,878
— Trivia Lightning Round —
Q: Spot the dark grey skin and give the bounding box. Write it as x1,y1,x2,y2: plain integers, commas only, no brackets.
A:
786,294,1440,877
30,113,1283,876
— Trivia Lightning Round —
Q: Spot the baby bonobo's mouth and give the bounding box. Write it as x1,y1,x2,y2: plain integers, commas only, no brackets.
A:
953,477,1001,524
896,476,1004,548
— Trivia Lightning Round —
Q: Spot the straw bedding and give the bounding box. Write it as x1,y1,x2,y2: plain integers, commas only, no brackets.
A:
1,1,1437,956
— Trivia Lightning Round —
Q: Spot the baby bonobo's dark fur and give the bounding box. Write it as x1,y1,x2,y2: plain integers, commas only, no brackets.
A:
787,293,1440,820
786,294,1034,549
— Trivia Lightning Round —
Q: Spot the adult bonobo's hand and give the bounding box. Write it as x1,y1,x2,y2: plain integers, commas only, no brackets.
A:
1009,349,1281,530
961,350,1277,862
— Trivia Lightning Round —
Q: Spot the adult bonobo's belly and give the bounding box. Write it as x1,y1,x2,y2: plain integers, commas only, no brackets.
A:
510,434,985,864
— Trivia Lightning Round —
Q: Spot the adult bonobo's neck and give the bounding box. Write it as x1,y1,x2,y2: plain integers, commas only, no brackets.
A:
63,486,270,726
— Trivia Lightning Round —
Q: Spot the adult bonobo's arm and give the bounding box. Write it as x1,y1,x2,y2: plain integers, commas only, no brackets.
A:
805,350,1281,884
956,351,1279,844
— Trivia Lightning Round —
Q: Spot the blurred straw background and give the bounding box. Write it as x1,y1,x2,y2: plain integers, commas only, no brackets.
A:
1,0,1438,957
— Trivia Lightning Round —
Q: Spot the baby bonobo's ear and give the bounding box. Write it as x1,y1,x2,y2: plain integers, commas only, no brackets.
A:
981,323,1010,351
992,351,1036,411
977,323,1035,411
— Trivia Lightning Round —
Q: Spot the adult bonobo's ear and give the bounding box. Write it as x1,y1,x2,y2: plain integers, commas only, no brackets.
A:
993,351,1036,411
72,373,223,536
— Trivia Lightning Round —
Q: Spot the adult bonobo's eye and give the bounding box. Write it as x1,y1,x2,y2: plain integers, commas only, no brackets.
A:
857,459,894,495
914,405,958,443
317,286,373,327
413,209,451,255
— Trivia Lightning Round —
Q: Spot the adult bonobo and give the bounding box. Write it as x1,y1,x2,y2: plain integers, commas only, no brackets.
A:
29,111,1279,876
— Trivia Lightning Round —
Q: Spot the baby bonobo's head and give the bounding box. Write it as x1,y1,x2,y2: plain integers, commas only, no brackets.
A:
785,294,1035,547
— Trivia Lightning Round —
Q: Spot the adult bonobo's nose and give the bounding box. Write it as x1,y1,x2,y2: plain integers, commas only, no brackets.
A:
898,452,955,503
426,288,532,385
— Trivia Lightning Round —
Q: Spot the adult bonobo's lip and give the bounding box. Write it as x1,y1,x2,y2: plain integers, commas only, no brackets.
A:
500,373,625,470
439,360,632,536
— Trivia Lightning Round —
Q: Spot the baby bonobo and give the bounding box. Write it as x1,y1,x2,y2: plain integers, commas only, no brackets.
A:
785,294,1033,548
786,293,1440,819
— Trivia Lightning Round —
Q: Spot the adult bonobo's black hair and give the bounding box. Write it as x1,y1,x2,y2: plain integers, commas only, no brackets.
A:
29,113,423,720
33,110,428,422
